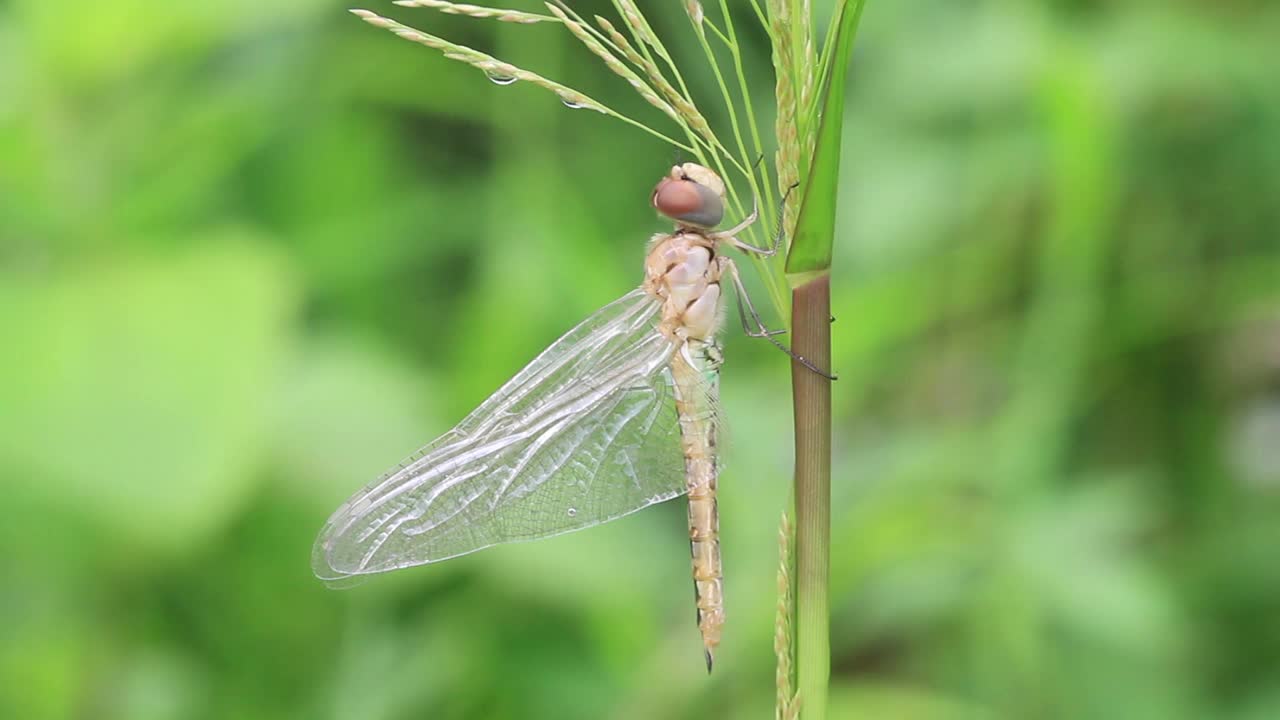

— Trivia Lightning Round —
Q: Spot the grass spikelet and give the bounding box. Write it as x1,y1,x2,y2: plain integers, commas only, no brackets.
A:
391,0,551,24
769,0,801,237
797,0,816,128
544,3,679,122
614,0,666,57
776,511,799,720
605,5,717,152
594,16,647,72
660,84,717,152
591,12,731,168
685,0,705,26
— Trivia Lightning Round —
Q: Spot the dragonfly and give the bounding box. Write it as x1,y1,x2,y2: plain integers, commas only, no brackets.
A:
312,163,815,671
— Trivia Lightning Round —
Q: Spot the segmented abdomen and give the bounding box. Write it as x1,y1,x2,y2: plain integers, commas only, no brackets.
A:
670,345,722,671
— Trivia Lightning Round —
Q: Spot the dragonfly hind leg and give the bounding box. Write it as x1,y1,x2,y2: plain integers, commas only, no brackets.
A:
723,259,837,380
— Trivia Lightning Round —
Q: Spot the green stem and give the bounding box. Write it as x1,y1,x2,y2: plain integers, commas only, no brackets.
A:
791,273,832,720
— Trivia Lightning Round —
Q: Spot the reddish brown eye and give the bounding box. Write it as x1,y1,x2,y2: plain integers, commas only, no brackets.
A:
652,178,703,218
652,177,725,228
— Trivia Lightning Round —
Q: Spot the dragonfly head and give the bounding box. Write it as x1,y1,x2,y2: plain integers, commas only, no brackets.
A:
652,163,725,230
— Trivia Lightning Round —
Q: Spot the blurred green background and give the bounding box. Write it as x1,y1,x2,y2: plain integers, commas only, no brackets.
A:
3,0,1279,718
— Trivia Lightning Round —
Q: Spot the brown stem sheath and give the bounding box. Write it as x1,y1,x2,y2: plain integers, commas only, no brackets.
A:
791,273,832,719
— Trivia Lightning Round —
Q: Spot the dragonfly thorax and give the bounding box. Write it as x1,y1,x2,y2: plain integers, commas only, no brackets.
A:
644,231,725,343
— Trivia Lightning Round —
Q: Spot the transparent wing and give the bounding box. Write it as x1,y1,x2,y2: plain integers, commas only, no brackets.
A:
312,289,685,580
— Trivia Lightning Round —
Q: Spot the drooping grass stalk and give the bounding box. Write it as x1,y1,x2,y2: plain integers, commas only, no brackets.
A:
543,4,682,122
596,6,727,161
350,9,696,152
355,1,776,289
546,2,705,162
393,0,552,23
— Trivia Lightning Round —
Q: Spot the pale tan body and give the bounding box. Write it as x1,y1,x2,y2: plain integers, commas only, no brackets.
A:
642,162,786,669
643,230,729,666
312,162,803,673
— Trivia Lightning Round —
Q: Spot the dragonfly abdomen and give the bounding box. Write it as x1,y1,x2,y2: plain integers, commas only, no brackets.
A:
671,347,723,672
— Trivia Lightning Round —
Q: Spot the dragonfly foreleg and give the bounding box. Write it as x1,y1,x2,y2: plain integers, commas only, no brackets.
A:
723,259,837,380
709,196,758,240
713,182,798,258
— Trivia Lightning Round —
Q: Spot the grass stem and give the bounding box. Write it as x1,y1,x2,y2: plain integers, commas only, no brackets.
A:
790,274,832,720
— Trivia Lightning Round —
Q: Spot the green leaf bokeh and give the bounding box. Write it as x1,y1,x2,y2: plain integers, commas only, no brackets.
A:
2,2,1279,719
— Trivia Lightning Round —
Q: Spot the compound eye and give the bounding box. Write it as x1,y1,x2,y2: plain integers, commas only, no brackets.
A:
651,177,724,228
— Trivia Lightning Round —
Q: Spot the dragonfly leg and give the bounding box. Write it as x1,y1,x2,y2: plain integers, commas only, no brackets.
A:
710,196,759,239
679,338,701,369
715,182,799,258
723,259,837,380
